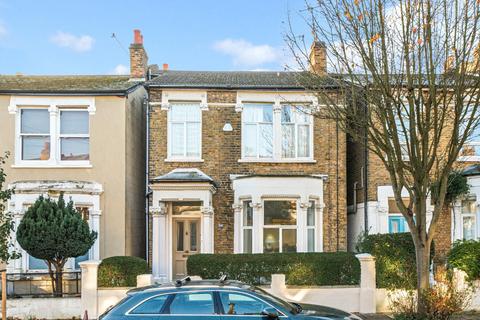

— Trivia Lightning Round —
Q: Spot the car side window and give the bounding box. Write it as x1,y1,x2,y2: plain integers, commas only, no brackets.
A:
168,292,215,315
130,295,169,314
219,291,272,316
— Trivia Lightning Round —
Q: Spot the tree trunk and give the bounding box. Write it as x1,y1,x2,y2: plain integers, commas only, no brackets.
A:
55,270,63,297
415,239,431,314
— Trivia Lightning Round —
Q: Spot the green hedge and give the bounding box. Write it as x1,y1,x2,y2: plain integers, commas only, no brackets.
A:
356,232,434,290
98,256,150,287
448,240,480,282
187,252,360,286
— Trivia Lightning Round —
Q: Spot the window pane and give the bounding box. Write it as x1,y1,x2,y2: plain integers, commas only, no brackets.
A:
281,105,293,123
169,292,214,315
61,137,89,160
263,228,279,253
185,104,201,121
307,229,315,252
463,216,476,240
244,104,273,122
462,200,476,214
243,201,253,226
131,295,169,314
243,105,258,122
190,222,198,251
259,124,273,158
171,123,184,156
282,124,295,158
307,201,315,226
22,136,50,160
283,229,297,253
264,201,297,225
262,105,273,122
29,256,47,270
170,104,187,121
243,124,257,157
243,229,252,254
21,109,49,134
176,221,184,251
172,202,202,215
186,122,200,157
295,106,310,123
60,111,89,134
297,124,310,157
219,292,270,316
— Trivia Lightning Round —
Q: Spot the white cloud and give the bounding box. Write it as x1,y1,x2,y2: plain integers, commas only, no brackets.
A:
111,64,129,75
213,38,282,67
50,31,94,52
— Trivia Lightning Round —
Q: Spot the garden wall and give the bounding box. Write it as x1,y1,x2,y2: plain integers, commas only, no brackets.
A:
6,297,81,319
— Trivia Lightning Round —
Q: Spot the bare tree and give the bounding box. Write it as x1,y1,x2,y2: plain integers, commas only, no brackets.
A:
286,0,480,313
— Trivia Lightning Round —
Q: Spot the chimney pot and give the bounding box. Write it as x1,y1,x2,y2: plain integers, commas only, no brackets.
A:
133,29,143,45
163,63,169,71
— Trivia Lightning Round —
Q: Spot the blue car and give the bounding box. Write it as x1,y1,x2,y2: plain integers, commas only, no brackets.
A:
99,277,362,320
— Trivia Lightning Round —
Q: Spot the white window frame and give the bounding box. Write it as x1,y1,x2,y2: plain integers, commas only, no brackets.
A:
57,109,90,165
18,107,51,164
306,200,317,252
280,104,313,160
241,103,274,159
241,200,253,254
10,96,94,168
262,199,298,253
167,102,203,161
461,198,478,240
237,92,317,163
162,90,207,162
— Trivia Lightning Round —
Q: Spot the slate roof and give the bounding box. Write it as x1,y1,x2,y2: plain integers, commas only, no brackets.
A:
152,169,216,185
146,70,339,90
0,75,141,95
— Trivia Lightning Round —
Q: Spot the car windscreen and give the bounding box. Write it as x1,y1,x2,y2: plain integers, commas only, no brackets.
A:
249,286,298,314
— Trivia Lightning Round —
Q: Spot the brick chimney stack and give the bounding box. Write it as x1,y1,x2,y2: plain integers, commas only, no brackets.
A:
129,29,148,80
309,41,327,75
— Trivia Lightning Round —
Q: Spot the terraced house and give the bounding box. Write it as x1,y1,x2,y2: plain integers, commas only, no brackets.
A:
0,33,147,273
145,41,348,282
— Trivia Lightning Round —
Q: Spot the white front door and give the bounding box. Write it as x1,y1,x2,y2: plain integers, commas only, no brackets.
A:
173,218,200,279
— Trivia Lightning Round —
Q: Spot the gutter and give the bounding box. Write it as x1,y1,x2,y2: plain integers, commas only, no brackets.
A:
0,84,143,96
144,89,150,263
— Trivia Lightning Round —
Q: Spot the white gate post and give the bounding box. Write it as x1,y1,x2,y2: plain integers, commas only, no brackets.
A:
356,253,376,313
80,260,101,319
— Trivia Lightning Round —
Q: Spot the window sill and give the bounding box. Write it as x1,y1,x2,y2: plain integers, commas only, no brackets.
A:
164,158,205,163
458,156,480,162
238,158,317,163
12,163,93,169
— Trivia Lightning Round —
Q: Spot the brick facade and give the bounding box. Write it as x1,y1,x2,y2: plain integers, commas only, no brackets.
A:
148,89,347,261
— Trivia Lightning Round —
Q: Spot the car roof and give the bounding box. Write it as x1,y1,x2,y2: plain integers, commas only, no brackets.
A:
127,279,253,295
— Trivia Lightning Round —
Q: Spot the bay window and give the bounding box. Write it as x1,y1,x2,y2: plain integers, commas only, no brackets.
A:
168,103,201,159
263,200,297,253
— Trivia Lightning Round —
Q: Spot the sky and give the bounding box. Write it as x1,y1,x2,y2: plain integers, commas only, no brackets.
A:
0,0,312,75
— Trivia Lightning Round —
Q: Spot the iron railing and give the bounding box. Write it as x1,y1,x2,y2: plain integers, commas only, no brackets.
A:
3,272,81,298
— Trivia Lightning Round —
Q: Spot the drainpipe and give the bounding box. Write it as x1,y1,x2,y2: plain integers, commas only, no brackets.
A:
144,88,150,262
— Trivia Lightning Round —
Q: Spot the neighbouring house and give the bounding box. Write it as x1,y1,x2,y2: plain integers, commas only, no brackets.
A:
0,30,148,273
145,42,348,282
346,115,480,257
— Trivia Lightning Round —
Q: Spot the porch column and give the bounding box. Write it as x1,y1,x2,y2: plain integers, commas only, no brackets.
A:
297,201,309,252
201,206,214,253
316,202,325,252
151,203,168,282
11,211,23,273
90,209,101,260
232,203,243,253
